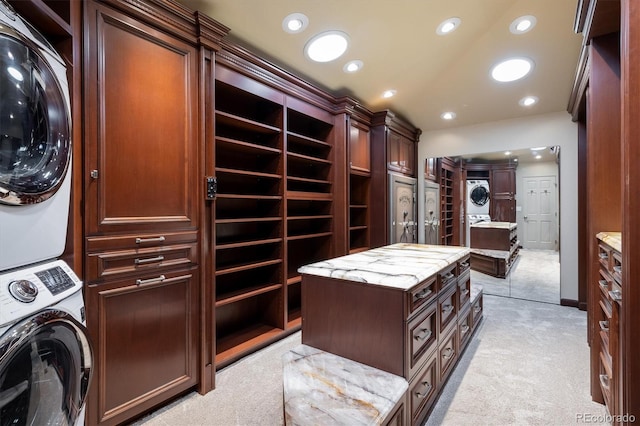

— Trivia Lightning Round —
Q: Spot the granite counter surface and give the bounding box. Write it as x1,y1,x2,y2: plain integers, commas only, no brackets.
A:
298,243,470,290
596,232,622,253
470,221,517,230
283,344,407,425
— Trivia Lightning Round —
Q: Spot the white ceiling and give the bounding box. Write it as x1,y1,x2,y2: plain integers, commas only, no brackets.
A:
177,0,583,133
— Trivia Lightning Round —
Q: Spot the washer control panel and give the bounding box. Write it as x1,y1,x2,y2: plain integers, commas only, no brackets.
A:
0,260,82,328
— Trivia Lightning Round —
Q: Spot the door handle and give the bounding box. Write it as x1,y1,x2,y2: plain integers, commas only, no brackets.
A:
523,215,528,220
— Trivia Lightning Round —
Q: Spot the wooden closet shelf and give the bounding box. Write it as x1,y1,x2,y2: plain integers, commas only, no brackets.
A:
215,258,283,276
216,217,282,224
287,215,332,221
287,151,332,165
216,194,283,200
287,176,331,185
216,283,283,307
286,191,333,200
216,110,282,134
287,275,302,286
287,131,332,148
216,325,285,365
215,237,283,250
216,136,282,155
215,167,282,180
287,232,332,241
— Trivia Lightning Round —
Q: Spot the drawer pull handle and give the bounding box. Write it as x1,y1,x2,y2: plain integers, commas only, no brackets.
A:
598,280,608,290
442,305,454,314
461,324,470,335
609,289,622,302
460,262,469,269
442,348,455,360
598,253,608,260
415,288,433,300
415,382,433,399
135,236,166,244
613,266,622,274
474,305,481,314
414,329,432,342
134,255,165,265
461,289,470,297
599,374,610,390
442,273,455,280
599,320,609,332
136,275,166,286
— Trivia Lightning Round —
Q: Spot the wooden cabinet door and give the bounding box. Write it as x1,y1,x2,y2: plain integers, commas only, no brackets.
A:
387,130,415,176
349,122,370,172
491,167,515,197
84,1,199,235
86,268,199,426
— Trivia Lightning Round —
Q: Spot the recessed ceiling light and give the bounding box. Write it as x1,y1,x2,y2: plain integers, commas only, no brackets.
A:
535,155,542,160
519,96,539,107
437,17,461,35
530,146,546,151
305,31,349,62
441,111,456,120
510,15,537,34
282,13,309,34
382,89,397,98
491,57,534,82
505,151,512,156
343,60,363,73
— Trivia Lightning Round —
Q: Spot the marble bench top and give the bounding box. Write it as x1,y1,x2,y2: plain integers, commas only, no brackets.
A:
470,221,517,230
596,231,622,253
298,243,470,290
283,344,408,425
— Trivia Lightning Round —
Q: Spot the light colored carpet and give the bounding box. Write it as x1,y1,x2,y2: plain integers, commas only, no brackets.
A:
130,295,607,426
473,249,560,304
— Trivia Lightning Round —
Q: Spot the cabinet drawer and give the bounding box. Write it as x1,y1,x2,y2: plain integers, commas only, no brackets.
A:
407,301,437,379
438,284,458,332
611,251,622,285
408,350,437,426
438,324,458,384
597,243,612,272
437,264,457,291
471,295,483,330
86,230,198,252
86,243,197,281
458,271,471,308
408,275,437,316
458,305,473,351
457,255,470,276
598,351,613,409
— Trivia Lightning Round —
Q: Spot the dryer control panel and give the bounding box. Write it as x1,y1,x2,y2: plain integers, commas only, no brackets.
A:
0,260,82,328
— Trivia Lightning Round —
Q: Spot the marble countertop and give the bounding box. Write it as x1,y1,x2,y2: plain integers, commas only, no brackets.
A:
471,221,517,230
596,232,622,253
283,344,407,425
470,247,510,259
298,243,470,290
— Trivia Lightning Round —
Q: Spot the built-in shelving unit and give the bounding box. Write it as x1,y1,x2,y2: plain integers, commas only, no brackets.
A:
349,172,370,252
214,78,286,366
440,160,455,245
285,105,335,327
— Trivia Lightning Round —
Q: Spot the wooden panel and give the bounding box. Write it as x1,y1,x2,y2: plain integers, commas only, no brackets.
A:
470,227,512,251
408,350,438,426
86,268,198,426
84,1,198,235
301,275,405,377
349,122,371,172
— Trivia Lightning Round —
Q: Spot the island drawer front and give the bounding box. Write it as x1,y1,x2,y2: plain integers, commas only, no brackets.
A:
457,255,471,275
408,350,438,426
407,301,437,378
597,243,612,272
471,293,483,330
408,275,437,316
458,305,473,351
458,271,471,308
437,263,457,291
438,323,458,384
438,283,458,332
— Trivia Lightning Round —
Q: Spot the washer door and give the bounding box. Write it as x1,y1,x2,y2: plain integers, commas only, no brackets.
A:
0,26,70,205
0,310,92,425
470,184,490,207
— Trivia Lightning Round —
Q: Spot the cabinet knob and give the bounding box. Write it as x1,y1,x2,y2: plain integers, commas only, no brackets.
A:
90,170,99,179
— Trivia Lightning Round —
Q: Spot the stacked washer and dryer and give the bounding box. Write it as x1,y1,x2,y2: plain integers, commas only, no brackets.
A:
466,179,491,247
0,1,92,425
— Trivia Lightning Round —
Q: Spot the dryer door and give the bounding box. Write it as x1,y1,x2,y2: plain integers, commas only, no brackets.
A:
0,310,92,425
0,27,70,205
469,184,490,207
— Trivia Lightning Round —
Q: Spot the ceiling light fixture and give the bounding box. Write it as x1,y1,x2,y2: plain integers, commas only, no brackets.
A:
282,13,309,34
519,96,539,107
530,146,546,151
382,89,397,98
305,31,349,62
510,15,537,34
505,151,512,156
535,155,542,160
491,57,534,82
441,111,456,120
343,60,363,73
436,17,461,35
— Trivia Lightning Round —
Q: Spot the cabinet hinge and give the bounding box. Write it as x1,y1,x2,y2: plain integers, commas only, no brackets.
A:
205,176,217,200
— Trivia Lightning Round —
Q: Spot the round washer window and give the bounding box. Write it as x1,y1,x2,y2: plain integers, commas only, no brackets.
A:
470,185,490,207
0,28,70,205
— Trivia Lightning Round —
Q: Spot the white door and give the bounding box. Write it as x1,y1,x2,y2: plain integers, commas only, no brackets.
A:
522,176,557,250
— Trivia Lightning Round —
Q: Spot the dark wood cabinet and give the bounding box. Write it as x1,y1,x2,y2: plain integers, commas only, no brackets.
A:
490,165,516,222
388,130,416,176
439,157,462,246
83,1,202,423
349,121,371,173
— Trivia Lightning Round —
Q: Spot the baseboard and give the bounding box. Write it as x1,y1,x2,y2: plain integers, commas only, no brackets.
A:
560,298,579,308
578,301,587,311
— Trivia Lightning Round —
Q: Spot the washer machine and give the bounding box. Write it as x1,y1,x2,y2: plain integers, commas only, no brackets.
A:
0,260,92,425
0,0,73,272
467,179,490,215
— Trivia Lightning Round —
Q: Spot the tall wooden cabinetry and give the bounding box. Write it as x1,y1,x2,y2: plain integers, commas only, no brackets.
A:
82,1,203,424
439,157,462,246
490,164,516,222
370,110,421,248
570,0,640,421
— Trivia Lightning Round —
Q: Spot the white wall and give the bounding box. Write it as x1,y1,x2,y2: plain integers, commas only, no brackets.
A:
417,111,579,302
515,160,560,249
